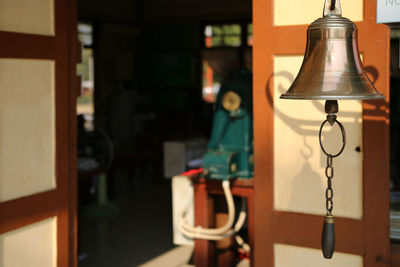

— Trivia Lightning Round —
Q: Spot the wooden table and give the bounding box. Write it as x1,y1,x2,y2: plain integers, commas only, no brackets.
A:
190,176,254,267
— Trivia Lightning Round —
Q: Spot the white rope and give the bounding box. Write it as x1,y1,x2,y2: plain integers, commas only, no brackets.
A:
178,180,249,250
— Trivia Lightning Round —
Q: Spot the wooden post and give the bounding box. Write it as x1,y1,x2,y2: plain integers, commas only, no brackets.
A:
194,183,215,266
215,196,236,267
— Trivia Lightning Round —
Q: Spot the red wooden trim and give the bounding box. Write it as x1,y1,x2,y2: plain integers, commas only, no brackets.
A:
54,0,78,266
247,193,254,267
208,187,254,197
67,0,79,264
361,1,391,267
195,178,254,197
272,211,365,255
193,177,254,188
215,197,236,267
0,190,58,234
0,0,77,266
253,0,275,265
0,31,56,59
363,114,391,266
271,25,307,55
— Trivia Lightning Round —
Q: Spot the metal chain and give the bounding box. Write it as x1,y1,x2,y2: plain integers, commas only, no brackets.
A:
325,154,334,215
319,117,346,216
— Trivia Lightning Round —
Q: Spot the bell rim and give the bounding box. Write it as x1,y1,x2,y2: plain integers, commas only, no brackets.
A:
279,94,385,100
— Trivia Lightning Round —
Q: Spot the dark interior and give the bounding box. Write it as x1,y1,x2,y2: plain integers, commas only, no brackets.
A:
76,0,252,266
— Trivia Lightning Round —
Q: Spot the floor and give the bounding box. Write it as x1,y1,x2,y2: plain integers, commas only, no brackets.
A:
139,245,194,267
78,173,179,267
78,172,250,267
139,246,249,267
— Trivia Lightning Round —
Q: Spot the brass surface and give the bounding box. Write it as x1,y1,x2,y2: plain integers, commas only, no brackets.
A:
324,215,335,224
280,0,384,100
222,91,242,111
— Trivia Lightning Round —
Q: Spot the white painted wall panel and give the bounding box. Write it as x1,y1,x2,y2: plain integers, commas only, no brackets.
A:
0,59,55,202
274,244,363,267
274,0,363,26
0,0,54,35
0,218,57,267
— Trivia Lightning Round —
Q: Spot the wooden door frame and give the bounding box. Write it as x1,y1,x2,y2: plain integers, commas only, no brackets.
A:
252,0,390,266
0,1,78,266
67,0,79,266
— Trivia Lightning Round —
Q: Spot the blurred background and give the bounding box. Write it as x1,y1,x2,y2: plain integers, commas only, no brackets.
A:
75,0,252,266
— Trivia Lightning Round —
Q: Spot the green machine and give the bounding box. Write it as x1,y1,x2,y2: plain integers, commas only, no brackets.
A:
202,69,253,180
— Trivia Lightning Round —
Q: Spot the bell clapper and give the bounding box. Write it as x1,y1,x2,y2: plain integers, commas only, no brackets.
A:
319,100,346,259
322,213,335,259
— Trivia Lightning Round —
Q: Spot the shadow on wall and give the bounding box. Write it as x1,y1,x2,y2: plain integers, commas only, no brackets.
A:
265,67,385,136
262,65,386,218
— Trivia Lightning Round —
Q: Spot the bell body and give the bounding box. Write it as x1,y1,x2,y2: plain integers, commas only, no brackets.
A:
280,15,384,100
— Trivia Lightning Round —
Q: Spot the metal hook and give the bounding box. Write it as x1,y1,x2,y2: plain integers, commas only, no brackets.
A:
323,0,341,17
330,0,336,10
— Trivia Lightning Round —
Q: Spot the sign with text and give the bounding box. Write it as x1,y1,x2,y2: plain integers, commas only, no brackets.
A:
377,0,400,23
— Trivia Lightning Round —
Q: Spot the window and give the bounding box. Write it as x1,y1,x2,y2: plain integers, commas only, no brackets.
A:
77,22,95,131
247,24,253,46
204,24,241,48
202,23,252,103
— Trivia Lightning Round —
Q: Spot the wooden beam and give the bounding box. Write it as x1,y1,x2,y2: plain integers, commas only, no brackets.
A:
253,0,275,265
361,1,391,266
272,211,365,255
194,183,216,267
0,190,58,234
0,32,55,59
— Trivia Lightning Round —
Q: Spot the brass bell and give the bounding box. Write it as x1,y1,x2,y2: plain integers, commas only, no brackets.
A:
280,0,384,100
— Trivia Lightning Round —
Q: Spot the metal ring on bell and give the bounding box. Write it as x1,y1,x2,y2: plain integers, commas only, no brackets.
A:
319,119,346,158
